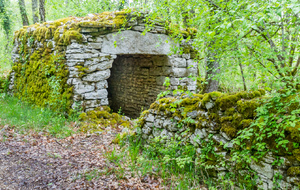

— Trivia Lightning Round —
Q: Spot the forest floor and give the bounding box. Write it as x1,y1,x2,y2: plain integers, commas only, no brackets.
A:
0,124,164,190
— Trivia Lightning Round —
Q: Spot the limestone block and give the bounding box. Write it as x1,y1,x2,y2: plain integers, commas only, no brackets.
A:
142,125,152,135
190,133,201,146
132,25,146,32
187,59,198,76
88,37,103,43
73,94,82,101
82,69,110,82
187,85,196,91
205,100,215,110
170,78,180,86
153,128,162,137
169,57,187,68
66,60,85,67
263,152,276,164
95,80,108,89
11,54,20,62
225,142,234,148
145,122,154,128
66,53,94,59
152,26,166,33
87,42,102,49
86,60,113,73
212,134,228,144
287,176,300,184
71,78,83,85
68,43,84,49
160,129,171,139
102,30,178,55
84,48,100,54
220,131,231,141
80,28,99,33
187,110,198,119
69,70,79,78
84,100,101,108
172,68,187,77
66,48,84,54
84,89,108,100
146,114,155,122
95,37,103,43
194,128,207,139
182,53,190,59
84,54,115,66
12,45,19,54
100,98,109,105
250,161,273,179
154,119,163,128
73,84,95,94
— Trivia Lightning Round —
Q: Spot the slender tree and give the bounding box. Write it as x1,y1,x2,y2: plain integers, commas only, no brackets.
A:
0,0,10,39
0,0,11,52
18,0,29,26
203,42,220,93
39,0,45,22
32,0,39,24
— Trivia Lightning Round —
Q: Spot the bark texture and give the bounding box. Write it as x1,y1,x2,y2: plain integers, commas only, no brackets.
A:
32,0,39,24
39,0,45,22
18,0,29,26
203,42,220,93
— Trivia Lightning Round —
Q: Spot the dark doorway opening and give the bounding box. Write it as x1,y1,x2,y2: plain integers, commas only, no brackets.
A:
107,54,168,118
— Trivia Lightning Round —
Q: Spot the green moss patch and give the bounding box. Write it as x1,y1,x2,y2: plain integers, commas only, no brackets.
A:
79,106,131,133
287,166,300,176
12,48,73,114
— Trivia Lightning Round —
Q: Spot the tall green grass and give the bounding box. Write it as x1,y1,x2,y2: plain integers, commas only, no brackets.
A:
0,93,76,138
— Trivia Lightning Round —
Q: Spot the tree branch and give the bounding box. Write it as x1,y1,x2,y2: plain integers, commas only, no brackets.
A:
291,56,300,76
243,43,279,79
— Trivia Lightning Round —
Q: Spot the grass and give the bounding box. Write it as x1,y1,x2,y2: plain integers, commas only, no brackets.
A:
100,136,211,189
0,93,76,138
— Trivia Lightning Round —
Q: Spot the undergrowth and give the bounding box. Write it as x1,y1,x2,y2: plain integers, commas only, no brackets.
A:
99,134,215,189
0,93,77,138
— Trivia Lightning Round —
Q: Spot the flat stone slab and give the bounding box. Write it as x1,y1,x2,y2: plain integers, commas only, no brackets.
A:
101,30,178,55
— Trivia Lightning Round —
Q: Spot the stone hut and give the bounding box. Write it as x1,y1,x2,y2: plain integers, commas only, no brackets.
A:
9,10,198,118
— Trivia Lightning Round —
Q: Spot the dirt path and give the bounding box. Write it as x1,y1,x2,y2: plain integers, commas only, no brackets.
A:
0,125,163,190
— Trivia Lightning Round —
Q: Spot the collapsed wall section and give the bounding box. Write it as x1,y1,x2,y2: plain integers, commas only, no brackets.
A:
137,90,300,189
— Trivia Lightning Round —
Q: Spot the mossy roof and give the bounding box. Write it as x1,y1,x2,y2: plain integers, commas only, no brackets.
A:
14,9,197,44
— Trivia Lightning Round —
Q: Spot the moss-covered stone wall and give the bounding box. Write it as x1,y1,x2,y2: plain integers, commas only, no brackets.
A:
10,10,199,115
137,90,300,189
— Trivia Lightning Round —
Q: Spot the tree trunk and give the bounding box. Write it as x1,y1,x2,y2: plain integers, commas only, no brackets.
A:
239,62,247,91
18,0,29,26
203,42,220,93
32,0,39,24
39,0,45,22
0,0,11,52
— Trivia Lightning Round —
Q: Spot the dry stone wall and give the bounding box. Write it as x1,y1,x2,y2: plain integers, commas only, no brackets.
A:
137,91,300,189
10,10,198,116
